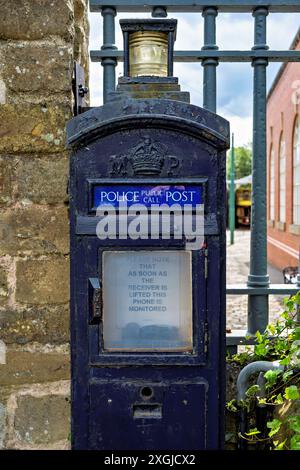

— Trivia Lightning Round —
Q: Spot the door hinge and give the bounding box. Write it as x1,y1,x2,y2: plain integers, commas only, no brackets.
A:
72,62,89,116
88,278,102,324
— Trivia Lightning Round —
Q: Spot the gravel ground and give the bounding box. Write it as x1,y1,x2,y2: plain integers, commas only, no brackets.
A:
226,229,285,331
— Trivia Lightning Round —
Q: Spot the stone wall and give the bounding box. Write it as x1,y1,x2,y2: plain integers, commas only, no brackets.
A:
0,0,89,449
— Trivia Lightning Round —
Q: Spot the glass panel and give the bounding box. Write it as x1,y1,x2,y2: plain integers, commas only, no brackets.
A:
129,31,168,77
102,250,193,352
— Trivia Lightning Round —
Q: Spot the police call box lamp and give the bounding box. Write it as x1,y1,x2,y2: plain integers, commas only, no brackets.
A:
120,19,177,78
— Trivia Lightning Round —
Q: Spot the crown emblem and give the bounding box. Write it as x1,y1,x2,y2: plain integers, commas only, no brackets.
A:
129,137,167,176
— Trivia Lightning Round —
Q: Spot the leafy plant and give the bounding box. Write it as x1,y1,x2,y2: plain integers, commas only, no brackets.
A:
227,292,300,450
226,145,252,180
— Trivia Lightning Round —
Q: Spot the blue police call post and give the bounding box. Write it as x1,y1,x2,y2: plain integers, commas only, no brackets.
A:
67,18,230,450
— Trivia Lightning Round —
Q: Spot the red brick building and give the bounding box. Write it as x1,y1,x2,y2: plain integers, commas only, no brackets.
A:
267,28,300,271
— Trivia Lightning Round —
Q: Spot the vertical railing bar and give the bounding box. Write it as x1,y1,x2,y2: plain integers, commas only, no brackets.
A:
247,6,270,335
201,6,218,113
101,6,117,103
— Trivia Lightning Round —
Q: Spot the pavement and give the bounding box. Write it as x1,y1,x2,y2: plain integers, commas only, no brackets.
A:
226,229,285,331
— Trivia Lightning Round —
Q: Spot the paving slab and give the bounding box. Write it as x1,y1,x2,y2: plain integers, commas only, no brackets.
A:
226,230,286,331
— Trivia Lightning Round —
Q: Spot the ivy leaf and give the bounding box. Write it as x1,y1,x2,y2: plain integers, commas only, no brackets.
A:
267,419,282,437
280,357,290,366
282,370,294,382
255,331,263,343
264,369,281,387
246,385,260,397
293,291,300,306
268,324,276,335
274,393,284,405
274,440,287,451
292,327,300,340
254,343,268,357
288,416,300,434
283,298,294,311
245,428,261,436
226,400,237,412
290,434,300,450
284,385,300,400
258,398,267,405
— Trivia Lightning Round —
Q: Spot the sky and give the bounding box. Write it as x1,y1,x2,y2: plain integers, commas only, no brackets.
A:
88,11,300,147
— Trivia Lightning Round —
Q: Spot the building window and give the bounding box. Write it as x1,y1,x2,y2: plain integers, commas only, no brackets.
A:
279,135,286,223
270,146,275,221
293,117,300,225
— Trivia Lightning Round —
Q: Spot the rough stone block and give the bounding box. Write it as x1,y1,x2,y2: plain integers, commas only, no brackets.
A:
0,205,69,256
13,394,70,445
0,305,69,345
0,349,69,386
16,156,69,204
0,265,8,298
0,0,74,41
74,0,89,74
74,0,88,21
0,104,71,154
0,79,6,105
0,157,16,206
16,256,69,305
3,43,73,94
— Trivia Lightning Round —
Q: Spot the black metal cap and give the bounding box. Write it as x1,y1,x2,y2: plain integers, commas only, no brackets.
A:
119,19,177,39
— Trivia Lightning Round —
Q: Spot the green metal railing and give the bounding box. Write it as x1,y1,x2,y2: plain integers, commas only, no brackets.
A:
89,0,300,348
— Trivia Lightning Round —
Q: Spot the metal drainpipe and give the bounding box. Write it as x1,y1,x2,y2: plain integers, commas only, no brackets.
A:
236,361,284,450
256,372,268,450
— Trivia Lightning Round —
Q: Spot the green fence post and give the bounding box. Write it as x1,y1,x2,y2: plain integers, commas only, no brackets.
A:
247,7,270,335
101,7,117,103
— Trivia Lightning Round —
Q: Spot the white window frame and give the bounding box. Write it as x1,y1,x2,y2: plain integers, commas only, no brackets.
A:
293,117,300,225
270,146,275,221
279,135,286,224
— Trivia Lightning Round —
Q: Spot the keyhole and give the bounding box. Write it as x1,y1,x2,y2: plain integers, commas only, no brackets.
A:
140,386,153,400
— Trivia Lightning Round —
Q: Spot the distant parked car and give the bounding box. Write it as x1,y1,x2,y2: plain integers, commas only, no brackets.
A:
282,266,298,284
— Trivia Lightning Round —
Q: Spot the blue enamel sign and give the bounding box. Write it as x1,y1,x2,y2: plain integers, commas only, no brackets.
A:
94,184,203,208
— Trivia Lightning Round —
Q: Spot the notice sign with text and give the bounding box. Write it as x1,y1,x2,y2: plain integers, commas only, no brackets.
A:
102,251,193,351
94,184,202,208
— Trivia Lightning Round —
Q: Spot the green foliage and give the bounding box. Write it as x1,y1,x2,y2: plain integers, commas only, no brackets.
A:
227,145,252,180
227,399,238,412
245,428,261,436
290,434,300,450
267,419,282,437
284,385,300,400
246,385,260,397
226,293,300,450
288,416,300,434
264,370,282,388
